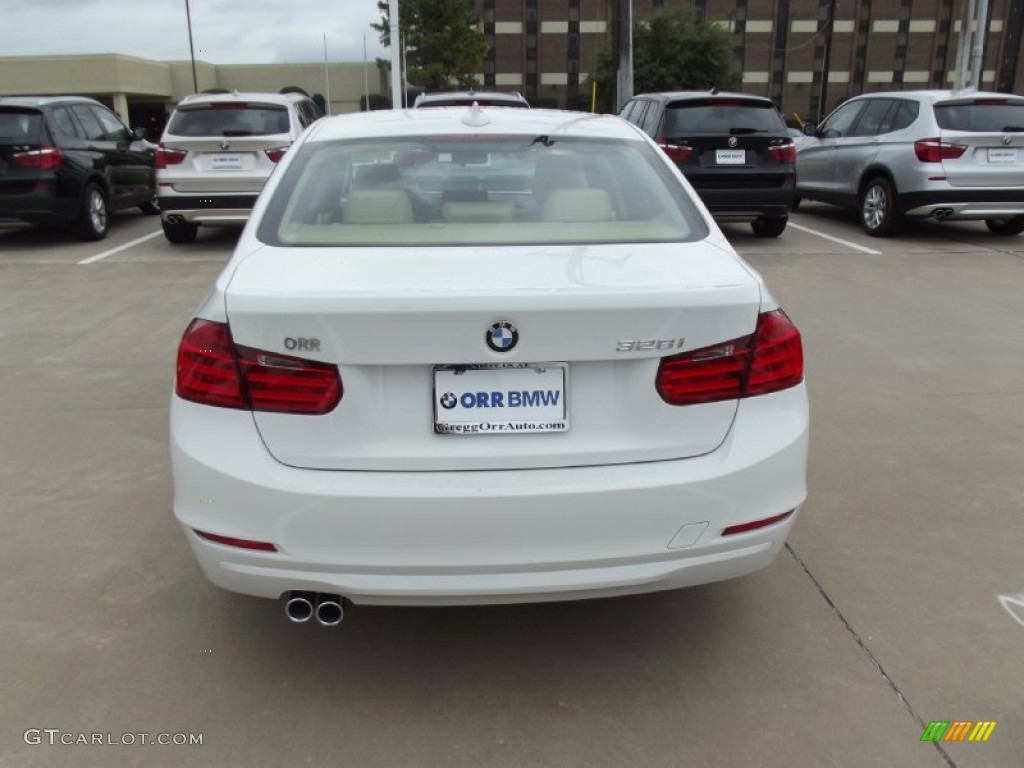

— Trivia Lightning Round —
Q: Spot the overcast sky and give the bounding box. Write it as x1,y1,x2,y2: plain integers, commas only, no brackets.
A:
0,0,388,64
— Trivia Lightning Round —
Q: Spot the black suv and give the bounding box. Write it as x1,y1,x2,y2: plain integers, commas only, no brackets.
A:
620,91,796,237
0,96,157,240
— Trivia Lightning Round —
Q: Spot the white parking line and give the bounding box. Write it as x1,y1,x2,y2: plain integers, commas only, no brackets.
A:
788,222,883,256
77,230,163,265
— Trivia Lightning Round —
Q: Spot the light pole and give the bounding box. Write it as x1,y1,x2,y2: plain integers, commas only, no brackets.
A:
389,0,402,108
185,0,198,93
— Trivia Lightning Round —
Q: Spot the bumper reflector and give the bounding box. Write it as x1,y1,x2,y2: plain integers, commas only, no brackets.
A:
194,529,277,552
721,510,794,536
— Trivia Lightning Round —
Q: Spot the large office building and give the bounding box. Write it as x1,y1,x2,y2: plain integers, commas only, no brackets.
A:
2,2,1021,124
479,0,1024,118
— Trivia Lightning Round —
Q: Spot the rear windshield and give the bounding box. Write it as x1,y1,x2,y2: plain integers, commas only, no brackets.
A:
934,100,1024,132
166,104,290,137
664,101,785,136
257,135,707,247
0,109,44,145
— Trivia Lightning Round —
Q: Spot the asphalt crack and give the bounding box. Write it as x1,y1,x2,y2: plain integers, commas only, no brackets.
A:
785,543,956,768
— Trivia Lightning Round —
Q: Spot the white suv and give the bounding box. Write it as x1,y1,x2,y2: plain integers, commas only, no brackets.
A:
156,91,322,243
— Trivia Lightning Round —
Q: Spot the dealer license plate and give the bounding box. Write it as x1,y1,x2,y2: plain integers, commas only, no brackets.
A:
433,363,568,435
210,153,243,170
715,149,745,165
987,148,1018,164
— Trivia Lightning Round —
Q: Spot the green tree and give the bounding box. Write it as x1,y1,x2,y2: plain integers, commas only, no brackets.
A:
590,7,741,112
373,0,489,91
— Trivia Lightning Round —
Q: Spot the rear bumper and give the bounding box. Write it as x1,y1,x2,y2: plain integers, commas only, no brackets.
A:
171,384,809,606
0,192,78,224
158,194,258,225
689,176,796,220
899,189,1024,219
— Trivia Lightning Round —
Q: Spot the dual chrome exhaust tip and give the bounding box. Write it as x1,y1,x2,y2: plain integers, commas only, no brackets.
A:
932,207,955,220
285,591,345,626
165,214,187,224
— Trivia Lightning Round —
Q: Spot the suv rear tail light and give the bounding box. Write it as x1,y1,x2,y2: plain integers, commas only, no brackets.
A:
176,319,342,415
264,147,288,163
156,146,187,169
656,310,803,405
656,140,694,162
11,146,63,170
769,140,797,164
914,138,967,163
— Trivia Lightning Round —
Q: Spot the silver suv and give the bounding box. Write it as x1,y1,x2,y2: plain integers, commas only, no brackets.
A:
156,91,322,243
797,90,1024,236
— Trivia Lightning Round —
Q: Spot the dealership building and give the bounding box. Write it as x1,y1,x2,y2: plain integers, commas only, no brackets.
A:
1,0,1022,127
0,54,384,136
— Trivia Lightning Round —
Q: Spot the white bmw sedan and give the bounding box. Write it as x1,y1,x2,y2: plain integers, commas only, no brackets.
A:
171,106,808,624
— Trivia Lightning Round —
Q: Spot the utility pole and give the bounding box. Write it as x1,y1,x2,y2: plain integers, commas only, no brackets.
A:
323,34,332,116
969,0,990,89
953,0,977,90
363,33,370,111
616,0,633,111
185,0,198,93
388,0,402,109
817,0,836,123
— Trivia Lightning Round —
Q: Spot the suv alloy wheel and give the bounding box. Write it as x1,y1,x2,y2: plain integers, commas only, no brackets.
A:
76,183,109,241
860,177,901,237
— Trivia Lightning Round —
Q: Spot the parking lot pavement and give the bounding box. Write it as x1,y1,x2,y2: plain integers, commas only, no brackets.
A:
2,216,1021,766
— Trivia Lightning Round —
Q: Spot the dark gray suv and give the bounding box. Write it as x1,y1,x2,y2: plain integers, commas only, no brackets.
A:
797,90,1024,237
619,90,796,237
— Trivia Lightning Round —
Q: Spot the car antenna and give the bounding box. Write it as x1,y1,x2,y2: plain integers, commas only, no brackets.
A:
461,102,490,127
709,86,719,95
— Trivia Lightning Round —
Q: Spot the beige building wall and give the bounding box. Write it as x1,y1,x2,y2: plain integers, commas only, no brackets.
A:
0,54,384,122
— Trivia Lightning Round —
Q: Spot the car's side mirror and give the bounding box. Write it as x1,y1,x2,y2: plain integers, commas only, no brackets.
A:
802,123,818,137
131,126,147,141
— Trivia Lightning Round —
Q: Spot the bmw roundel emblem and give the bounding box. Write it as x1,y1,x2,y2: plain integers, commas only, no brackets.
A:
440,392,457,409
728,136,738,148
486,321,519,352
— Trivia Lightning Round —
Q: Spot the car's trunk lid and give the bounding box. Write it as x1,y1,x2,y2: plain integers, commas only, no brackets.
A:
224,241,763,471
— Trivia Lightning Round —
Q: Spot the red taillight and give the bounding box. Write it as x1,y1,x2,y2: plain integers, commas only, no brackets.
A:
656,310,803,405
12,145,62,170
175,319,342,415
156,146,187,169
656,139,694,162
264,147,288,163
722,510,794,536
235,346,342,415
176,319,246,408
914,138,966,163
194,530,277,551
769,140,797,164
745,310,804,396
